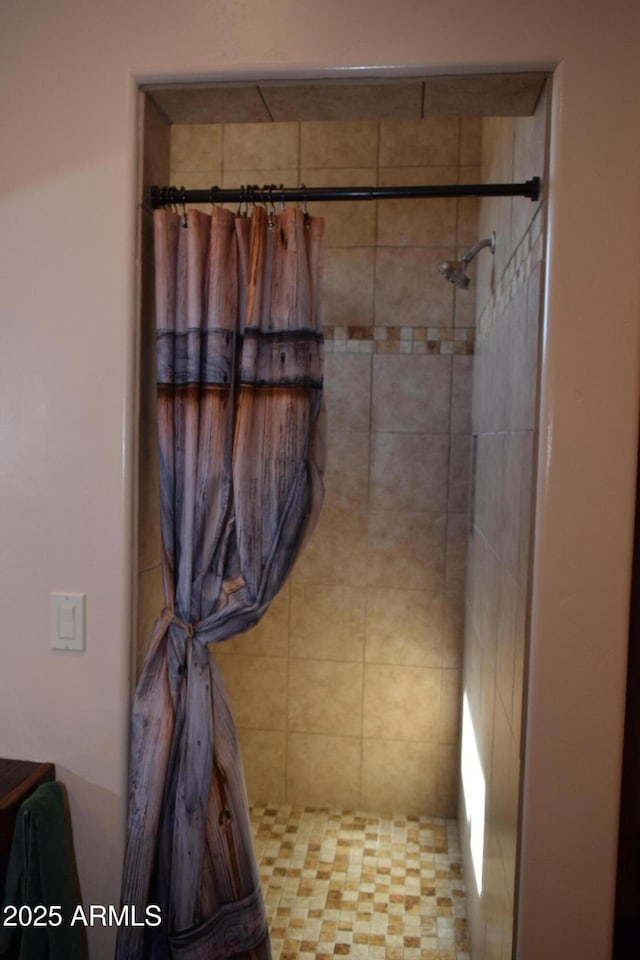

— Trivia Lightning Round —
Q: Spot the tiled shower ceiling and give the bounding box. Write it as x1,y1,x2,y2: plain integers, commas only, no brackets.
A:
146,73,547,124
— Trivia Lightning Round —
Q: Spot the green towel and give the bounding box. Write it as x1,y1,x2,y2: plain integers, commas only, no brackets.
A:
0,781,85,960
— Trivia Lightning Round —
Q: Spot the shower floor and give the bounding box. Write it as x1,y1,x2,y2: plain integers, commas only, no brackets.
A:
250,804,469,960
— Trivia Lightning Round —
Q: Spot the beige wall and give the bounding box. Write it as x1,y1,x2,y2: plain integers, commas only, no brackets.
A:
459,89,548,960
1,3,639,959
154,116,479,816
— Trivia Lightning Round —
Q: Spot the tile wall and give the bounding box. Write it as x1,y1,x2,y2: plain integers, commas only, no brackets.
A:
165,115,481,817
458,86,548,959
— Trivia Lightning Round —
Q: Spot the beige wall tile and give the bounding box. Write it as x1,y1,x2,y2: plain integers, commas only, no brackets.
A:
374,246,455,327
142,94,170,197
512,84,548,250
483,839,512,960
156,85,270,124
376,166,458,247
439,668,461,745
448,434,471,514
522,258,544,430
503,284,532,433
451,356,473,434
461,611,482,723
237,728,286,805
490,695,512,857
512,578,529,752
365,589,442,667
478,644,498,777
223,121,299,170
213,652,287,730
138,264,161,574
157,108,482,821
290,583,366,661
363,663,441,741
299,168,377,247
323,354,371,433
479,117,515,289
291,504,368,586
423,74,545,119
137,440,161,573
517,433,535,587
361,739,438,816
288,658,363,736
370,432,449,513
460,117,482,166
454,281,477,328
442,598,464,669
286,733,361,808
136,564,164,677
372,354,452,433
496,571,517,727
445,513,468,600
223,584,290,658
262,80,422,123
379,118,460,167
437,744,460,817
367,510,446,593
323,247,375,326
457,200,482,252
471,537,501,671
457,168,481,249
470,433,498,546
324,430,369,509
472,322,506,435
300,120,378,168
171,123,222,172
499,432,528,572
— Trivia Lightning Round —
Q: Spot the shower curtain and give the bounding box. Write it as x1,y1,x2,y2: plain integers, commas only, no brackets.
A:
117,203,325,960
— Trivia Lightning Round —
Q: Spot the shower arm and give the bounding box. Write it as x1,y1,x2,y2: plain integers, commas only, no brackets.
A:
149,178,541,208
460,233,497,264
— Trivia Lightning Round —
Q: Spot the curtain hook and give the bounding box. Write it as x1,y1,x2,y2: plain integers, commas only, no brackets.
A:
236,185,244,217
267,184,277,228
209,185,220,208
180,186,188,228
259,183,270,219
279,184,286,211
299,184,311,229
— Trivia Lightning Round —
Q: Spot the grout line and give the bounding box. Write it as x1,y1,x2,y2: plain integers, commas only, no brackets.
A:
257,85,274,123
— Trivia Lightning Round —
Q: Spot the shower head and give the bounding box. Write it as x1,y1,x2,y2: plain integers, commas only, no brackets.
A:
437,231,496,289
437,259,472,289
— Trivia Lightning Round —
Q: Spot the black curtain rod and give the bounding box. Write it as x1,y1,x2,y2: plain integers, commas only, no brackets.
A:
149,177,540,209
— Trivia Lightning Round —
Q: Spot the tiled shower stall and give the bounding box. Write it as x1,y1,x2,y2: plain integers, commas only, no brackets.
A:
135,77,548,959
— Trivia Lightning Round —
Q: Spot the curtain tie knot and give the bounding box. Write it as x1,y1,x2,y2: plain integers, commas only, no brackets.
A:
161,608,195,639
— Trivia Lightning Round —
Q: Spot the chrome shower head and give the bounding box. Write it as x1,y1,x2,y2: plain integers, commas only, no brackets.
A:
437,259,472,289
437,231,496,289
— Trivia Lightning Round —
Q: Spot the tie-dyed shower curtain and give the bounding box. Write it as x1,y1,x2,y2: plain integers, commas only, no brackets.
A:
117,204,325,960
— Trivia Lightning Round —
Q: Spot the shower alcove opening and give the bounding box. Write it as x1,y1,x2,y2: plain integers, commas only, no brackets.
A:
135,72,549,960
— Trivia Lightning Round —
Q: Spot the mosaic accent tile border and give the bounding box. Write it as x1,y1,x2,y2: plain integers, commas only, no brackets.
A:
250,804,470,960
323,326,475,356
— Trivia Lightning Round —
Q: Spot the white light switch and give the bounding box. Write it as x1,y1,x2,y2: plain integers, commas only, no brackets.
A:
51,593,85,651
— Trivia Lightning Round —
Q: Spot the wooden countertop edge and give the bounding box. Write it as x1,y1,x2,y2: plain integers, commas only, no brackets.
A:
0,763,56,813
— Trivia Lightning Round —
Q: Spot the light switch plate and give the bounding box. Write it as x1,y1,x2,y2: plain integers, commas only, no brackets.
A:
50,592,85,651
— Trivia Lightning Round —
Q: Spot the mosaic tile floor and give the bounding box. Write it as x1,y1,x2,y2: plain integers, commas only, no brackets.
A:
250,805,470,960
